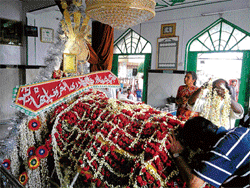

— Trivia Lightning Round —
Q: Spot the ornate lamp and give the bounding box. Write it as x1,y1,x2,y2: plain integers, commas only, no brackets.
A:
85,0,156,30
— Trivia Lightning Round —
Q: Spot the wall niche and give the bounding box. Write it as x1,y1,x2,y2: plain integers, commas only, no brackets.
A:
0,18,22,46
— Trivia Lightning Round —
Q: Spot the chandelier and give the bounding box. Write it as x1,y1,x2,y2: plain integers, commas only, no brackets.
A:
85,0,156,30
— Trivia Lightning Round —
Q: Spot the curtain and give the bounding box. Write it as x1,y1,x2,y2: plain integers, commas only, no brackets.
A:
88,21,114,72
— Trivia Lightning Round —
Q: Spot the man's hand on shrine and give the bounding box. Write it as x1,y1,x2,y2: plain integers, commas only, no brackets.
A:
168,132,184,156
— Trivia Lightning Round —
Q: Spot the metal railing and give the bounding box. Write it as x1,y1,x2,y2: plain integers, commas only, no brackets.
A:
0,165,23,188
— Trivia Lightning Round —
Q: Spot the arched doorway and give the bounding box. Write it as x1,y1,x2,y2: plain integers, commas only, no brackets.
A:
112,29,152,102
185,18,250,113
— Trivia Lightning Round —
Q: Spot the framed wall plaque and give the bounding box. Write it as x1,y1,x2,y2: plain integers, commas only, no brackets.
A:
63,53,77,73
25,25,38,37
157,36,179,70
40,27,54,43
161,23,176,38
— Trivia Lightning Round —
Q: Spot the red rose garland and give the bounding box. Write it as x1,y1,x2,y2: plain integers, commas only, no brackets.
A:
51,89,185,187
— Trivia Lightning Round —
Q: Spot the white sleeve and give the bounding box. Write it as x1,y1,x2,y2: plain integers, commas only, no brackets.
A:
229,103,244,120
187,89,208,112
192,98,206,112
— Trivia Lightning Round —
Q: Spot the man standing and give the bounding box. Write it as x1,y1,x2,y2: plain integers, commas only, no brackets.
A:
168,116,250,188
229,80,238,101
127,88,135,101
188,79,244,129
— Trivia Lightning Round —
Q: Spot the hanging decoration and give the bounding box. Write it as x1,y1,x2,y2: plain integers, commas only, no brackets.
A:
19,172,28,186
85,0,156,30
12,71,120,116
28,155,40,170
61,0,91,66
27,146,36,157
2,159,11,170
28,118,41,131
36,145,49,159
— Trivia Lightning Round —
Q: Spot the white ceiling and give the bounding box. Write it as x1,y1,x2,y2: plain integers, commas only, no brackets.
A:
25,0,234,13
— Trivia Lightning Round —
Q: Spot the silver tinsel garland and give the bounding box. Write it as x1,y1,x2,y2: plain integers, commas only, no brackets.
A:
0,3,90,185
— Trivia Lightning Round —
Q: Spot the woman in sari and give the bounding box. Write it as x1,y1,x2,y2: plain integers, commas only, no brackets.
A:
175,71,199,120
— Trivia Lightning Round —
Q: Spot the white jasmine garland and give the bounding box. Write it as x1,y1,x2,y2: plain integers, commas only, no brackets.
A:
221,85,231,127
195,80,231,128
10,145,20,177
51,89,184,187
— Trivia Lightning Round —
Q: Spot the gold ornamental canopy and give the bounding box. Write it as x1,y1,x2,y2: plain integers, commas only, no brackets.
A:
85,0,156,30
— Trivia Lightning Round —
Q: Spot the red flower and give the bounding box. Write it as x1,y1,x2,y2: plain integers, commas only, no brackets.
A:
146,172,151,180
110,145,115,152
19,172,28,185
145,122,152,129
160,123,167,131
167,118,181,126
28,156,40,169
112,138,117,144
27,146,36,157
161,173,166,179
83,166,90,171
86,152,90,157
28,118,41,131
85,173,91,180
130,167,134,173
97,179,102,187
156,180,161,187
136,176,143,184
156,131,162,139
161,116,167,122
142,181,147,186
145,147,151,153
2,159,11,170
182,182,187,188
165,141,171,150
54,133,59,139
36,145,49,159
118,141,123,146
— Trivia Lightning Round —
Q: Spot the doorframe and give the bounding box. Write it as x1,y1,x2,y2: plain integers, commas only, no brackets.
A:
112,54,151,103
185,18,250,113
112,29,152,103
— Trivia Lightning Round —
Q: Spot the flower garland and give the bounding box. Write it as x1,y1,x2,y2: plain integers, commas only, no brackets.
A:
210,90,221,126
51,89,185,187
3,89,187,188
1,113,52,188
220,85,231,127
194,80,231,128
200,81,213,119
